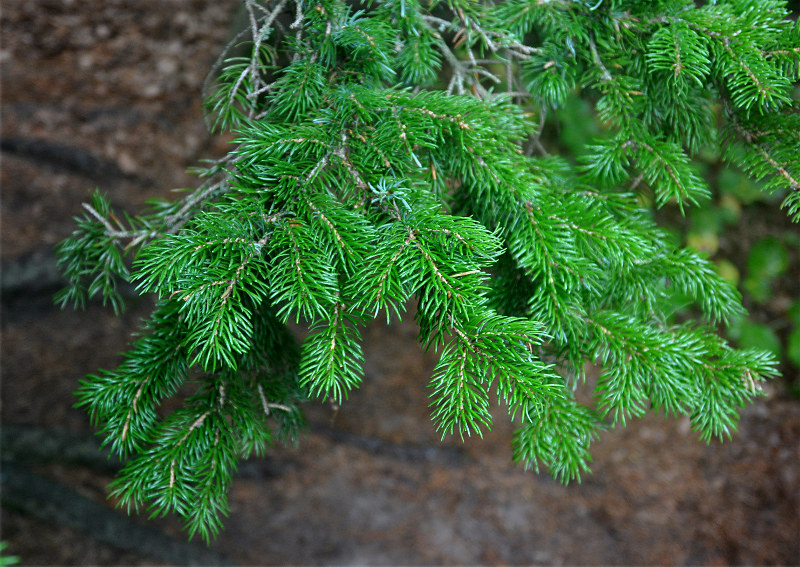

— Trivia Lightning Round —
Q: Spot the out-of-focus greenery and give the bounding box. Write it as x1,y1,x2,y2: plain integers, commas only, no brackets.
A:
0,543,20,567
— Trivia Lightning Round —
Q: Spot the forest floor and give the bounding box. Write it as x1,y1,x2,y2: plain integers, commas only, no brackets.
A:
2,2,799,565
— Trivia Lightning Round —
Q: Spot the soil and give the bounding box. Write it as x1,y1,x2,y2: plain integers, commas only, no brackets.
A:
2,1,799,565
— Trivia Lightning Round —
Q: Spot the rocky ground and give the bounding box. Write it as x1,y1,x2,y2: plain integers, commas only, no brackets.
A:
2,1,799,565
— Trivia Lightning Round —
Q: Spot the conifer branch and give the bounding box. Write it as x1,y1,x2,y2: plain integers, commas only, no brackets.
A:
56,0,797,541
730,118,800,192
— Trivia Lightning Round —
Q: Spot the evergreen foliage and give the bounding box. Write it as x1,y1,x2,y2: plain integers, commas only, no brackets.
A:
56,0,798,542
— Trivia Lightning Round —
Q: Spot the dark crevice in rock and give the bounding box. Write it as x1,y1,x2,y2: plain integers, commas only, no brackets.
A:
313,425,469,466
1,136,152,186
0,460,232,566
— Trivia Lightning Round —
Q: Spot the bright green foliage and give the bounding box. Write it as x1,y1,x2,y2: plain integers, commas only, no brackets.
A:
57,0,798,542
0,542,20,567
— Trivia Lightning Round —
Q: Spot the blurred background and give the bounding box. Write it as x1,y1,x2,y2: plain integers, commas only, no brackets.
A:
2,1,799,564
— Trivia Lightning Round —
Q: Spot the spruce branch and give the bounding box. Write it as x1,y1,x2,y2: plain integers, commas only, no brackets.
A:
56,0,798,541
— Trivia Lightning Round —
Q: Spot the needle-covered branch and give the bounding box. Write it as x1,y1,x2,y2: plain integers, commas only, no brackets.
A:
57,0,797,543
